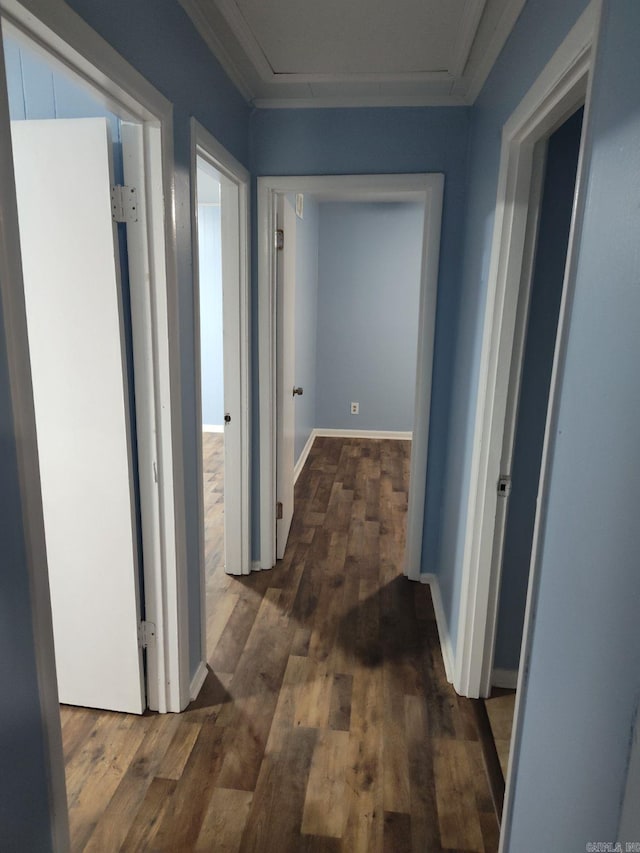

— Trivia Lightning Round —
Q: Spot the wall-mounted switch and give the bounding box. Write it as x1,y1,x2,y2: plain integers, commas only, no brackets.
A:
351,402,359,415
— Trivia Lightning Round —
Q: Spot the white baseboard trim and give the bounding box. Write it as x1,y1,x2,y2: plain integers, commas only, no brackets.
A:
294,431,316,484
420,573,455,685
492,668,519,690
203,424,224,433
314,428,412,440
189,660,209,701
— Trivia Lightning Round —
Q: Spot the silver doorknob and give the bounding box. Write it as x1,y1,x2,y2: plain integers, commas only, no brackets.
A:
293,386,304,397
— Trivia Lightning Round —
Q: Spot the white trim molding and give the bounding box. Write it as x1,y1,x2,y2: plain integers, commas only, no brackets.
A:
455,1,598,702
420,574,455,684
294,430,316,484
258,174,444,576
314,428,413,441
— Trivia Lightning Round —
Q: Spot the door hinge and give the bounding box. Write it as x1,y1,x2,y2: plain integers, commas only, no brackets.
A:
138,620,156,649
275,228,284,250
497,475,512,498
276,501,283,520
111,185,139,223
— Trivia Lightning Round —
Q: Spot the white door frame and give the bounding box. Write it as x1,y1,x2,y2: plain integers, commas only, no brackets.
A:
257,173,444,573
189,118,251,697
454,2,599,704
0,0,189,759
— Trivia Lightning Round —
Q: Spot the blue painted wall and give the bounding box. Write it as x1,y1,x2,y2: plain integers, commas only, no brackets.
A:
434,0,589,656
494,107,583,673
316,202,423,432
64,0,250,678
292,194,320,462
251,106,471,573
198,204,224,426
505,2,640,846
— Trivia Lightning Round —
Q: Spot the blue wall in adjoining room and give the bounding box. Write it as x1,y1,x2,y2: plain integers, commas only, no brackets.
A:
250,105,471,575
292,194,320,463
505,2,640,846
198,204,224,426
63,0,250,679
4,34,120,146
315,202,423,432
493,107,583,674
434,0,590,659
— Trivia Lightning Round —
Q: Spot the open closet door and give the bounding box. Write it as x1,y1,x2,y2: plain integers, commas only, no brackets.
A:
11,117,145,714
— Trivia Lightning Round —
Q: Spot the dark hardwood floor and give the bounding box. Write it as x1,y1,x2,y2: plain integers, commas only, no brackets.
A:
60,436,499,852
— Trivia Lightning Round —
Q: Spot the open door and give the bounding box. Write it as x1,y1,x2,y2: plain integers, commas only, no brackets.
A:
11,117,145,714
275,196,297,559
219,171,243,574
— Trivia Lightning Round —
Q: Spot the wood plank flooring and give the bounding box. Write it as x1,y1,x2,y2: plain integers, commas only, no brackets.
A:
60,436,499,852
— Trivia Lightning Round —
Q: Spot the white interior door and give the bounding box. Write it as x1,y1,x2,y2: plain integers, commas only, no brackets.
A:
11,117,145,714
276,196,297,559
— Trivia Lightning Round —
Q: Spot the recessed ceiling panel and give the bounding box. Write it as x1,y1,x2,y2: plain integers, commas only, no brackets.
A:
180,0,523,106
235,0,471,75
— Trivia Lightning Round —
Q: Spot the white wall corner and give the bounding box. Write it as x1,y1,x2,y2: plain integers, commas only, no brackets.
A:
420,574,455,685
189,660,208,701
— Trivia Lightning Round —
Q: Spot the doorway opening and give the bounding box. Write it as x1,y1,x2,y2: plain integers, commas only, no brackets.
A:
485,103,584,801
258,174,444,577
451,6,598,845
189,119,251,699
273,192,426,562
0,1,184,845
6,31,148,713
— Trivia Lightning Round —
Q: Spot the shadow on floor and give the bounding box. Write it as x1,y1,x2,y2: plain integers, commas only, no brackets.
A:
187,667,233,711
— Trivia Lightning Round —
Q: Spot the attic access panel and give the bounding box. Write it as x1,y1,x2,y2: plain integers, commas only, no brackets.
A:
233,0,483,77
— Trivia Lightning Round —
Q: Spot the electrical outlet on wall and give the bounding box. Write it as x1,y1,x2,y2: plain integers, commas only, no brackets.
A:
350,402,359,415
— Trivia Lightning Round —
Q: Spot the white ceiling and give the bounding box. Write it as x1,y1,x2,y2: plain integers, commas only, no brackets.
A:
180,0,525,108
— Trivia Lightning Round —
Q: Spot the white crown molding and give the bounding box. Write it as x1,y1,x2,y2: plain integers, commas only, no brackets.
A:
253,93,468,110
462,0,527,103
215,0,274,82
450,0,487,79
179,0,256,102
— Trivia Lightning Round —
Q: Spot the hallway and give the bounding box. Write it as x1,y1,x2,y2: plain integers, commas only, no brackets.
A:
61,437,498,851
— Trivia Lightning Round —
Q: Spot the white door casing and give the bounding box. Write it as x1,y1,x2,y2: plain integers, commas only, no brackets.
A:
276,196,297,559
12,117,145,714
189,118,251,699
455,2,597,704
258,174,444,574
0,2,187,845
